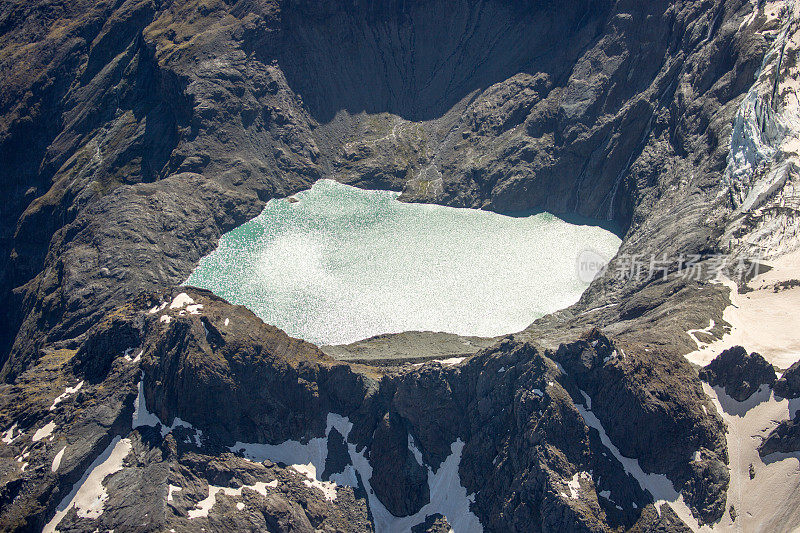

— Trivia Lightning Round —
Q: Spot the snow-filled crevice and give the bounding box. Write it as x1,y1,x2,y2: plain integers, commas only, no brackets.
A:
575,393,702,530
231,413,483,532
132,375,203,447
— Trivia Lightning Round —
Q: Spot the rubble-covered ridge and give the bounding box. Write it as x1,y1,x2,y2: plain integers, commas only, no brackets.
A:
1,288,732,531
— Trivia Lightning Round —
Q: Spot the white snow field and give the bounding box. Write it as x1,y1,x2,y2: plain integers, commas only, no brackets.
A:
696,384,800,533
187,179,621,345
684,249,800,370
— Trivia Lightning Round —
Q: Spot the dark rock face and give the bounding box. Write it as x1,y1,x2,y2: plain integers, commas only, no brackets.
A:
369,412,430,516
699,346,777,402
552,329,728,524
774,361,800,399
0,0,767,381
759,411,800,457
411,513,451,533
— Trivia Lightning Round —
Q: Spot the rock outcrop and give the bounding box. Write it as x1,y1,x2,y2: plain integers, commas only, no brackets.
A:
774,360,800,399
699,346,777,402
759,411,800,457
0,0,772,380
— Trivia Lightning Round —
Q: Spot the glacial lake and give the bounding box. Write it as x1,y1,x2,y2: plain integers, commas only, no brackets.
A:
186,179,621,346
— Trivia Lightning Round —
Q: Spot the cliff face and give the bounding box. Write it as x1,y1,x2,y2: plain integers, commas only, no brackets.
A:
0,0,793,531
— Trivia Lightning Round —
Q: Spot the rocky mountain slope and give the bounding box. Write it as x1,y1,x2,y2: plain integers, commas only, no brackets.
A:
1,0,799,531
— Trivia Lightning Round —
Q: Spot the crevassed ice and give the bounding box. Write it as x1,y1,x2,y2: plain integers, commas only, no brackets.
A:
187,179,621,346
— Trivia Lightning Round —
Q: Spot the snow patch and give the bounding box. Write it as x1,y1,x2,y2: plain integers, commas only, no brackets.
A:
292,463,338,500
432,357,466,365
603,350,618,364
408,434,424,467
359,438,482,533
2,423,20,444
186,304,204,315
188,480,277,519
50,381,84,411
167,484,182,502
684,259,800,369
149,302,167,314
232,413,482,532
33,421,57,442
579,390,592,410
159,315,171,324
694,383,800,532
565,472,589,499
133,376,203,446
575,394,700,529
17,449,30,471
686,319,716,349
169,293,195,309
43,436,131,533
52,446,66,472
224,318,230,326
123,348,142,363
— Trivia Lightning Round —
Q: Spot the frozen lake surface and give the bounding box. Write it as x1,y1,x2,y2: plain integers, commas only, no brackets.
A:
187,179,621,345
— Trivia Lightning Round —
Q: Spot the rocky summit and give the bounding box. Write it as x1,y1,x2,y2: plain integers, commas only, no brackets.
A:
2,0,800,532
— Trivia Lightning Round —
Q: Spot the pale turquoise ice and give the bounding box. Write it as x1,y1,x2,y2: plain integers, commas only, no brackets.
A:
186,179,621,346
